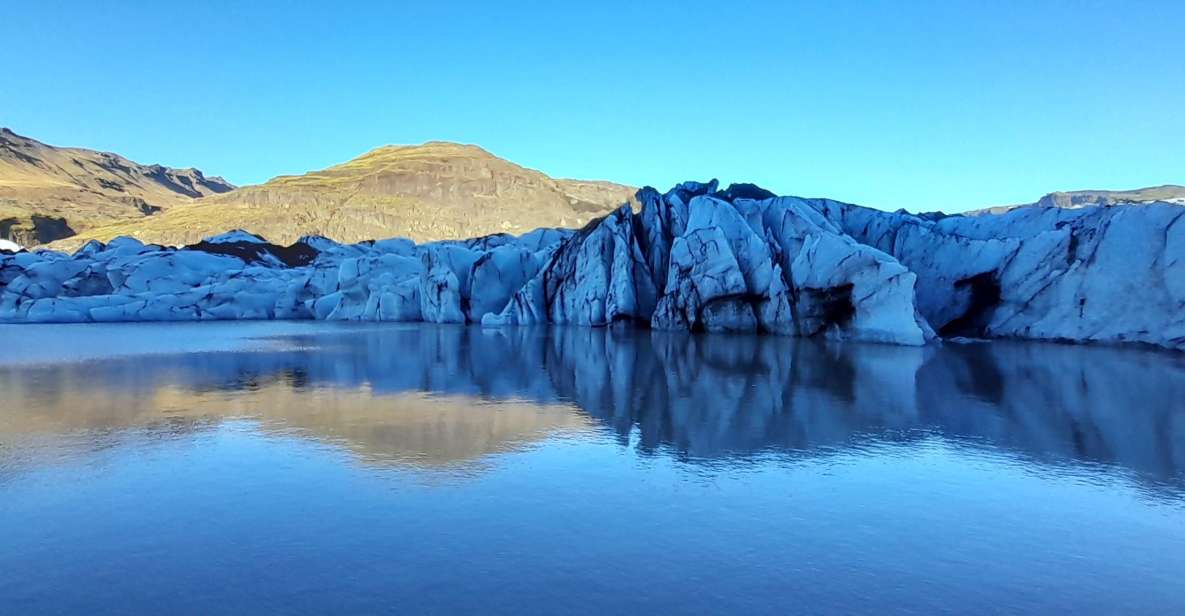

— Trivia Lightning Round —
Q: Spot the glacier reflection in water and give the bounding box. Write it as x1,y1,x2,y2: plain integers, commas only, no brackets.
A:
0,322,1183,614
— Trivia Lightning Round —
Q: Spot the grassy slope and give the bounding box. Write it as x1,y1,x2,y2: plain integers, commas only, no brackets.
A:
52,142,636,250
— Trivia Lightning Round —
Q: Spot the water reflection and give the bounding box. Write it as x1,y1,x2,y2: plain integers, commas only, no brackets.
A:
1,323,1183,490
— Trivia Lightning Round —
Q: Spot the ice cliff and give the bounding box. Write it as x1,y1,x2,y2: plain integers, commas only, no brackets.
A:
2,181,1182,350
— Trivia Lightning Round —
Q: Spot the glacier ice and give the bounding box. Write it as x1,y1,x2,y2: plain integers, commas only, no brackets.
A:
2,182,1182,351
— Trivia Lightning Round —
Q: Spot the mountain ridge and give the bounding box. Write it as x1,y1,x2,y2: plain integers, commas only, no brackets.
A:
3,127,1181,250
972,184,1185,215
41,138,637,250
1,128,234,245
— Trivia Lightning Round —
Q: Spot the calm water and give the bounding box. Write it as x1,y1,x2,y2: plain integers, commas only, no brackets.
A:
1,322,1183,614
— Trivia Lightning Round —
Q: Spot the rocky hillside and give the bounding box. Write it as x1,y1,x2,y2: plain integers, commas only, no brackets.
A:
1036,185,1185,208
974,184,1185,215
51,141,636,250
0,128,233,246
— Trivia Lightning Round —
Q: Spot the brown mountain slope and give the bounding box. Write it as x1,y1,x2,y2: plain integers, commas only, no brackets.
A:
51,141,636,250
0,128,234,246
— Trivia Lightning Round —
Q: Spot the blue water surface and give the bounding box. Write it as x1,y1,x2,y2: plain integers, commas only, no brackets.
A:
1,322,1183,614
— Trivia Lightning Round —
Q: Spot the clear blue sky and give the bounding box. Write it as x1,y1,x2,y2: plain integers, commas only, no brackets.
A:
3,1,1182,212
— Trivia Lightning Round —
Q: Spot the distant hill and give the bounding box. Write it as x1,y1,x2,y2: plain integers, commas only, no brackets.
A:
1034,185,1185,208
50,141,636,250
0,128,233,246
974,185,1185,215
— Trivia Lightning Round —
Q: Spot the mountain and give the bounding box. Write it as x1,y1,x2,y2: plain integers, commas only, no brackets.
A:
0,128,233,246
974,184,1185,215
49,141,636,250
1034,185,1185,208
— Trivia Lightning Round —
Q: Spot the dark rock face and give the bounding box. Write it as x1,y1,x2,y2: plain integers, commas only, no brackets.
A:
938,273,1001,337
796,283,856,336
140,164,235,198
184,239,320,268
714,182,777,202
0,215,75,246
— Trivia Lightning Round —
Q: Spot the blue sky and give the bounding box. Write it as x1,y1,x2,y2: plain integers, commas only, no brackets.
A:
3,1,1182,212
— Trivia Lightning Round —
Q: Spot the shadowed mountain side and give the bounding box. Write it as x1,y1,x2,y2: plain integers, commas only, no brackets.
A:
0,128,233,246
1,324,1182,490
50,142,636,250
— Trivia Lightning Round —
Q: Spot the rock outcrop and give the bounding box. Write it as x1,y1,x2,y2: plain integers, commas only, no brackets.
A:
2,181,1182,350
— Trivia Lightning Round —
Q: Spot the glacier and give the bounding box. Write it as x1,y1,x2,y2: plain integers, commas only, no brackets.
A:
1,181,1182,351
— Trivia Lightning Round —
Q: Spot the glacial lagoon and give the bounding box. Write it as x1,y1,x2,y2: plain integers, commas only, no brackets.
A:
1,322,1183,614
